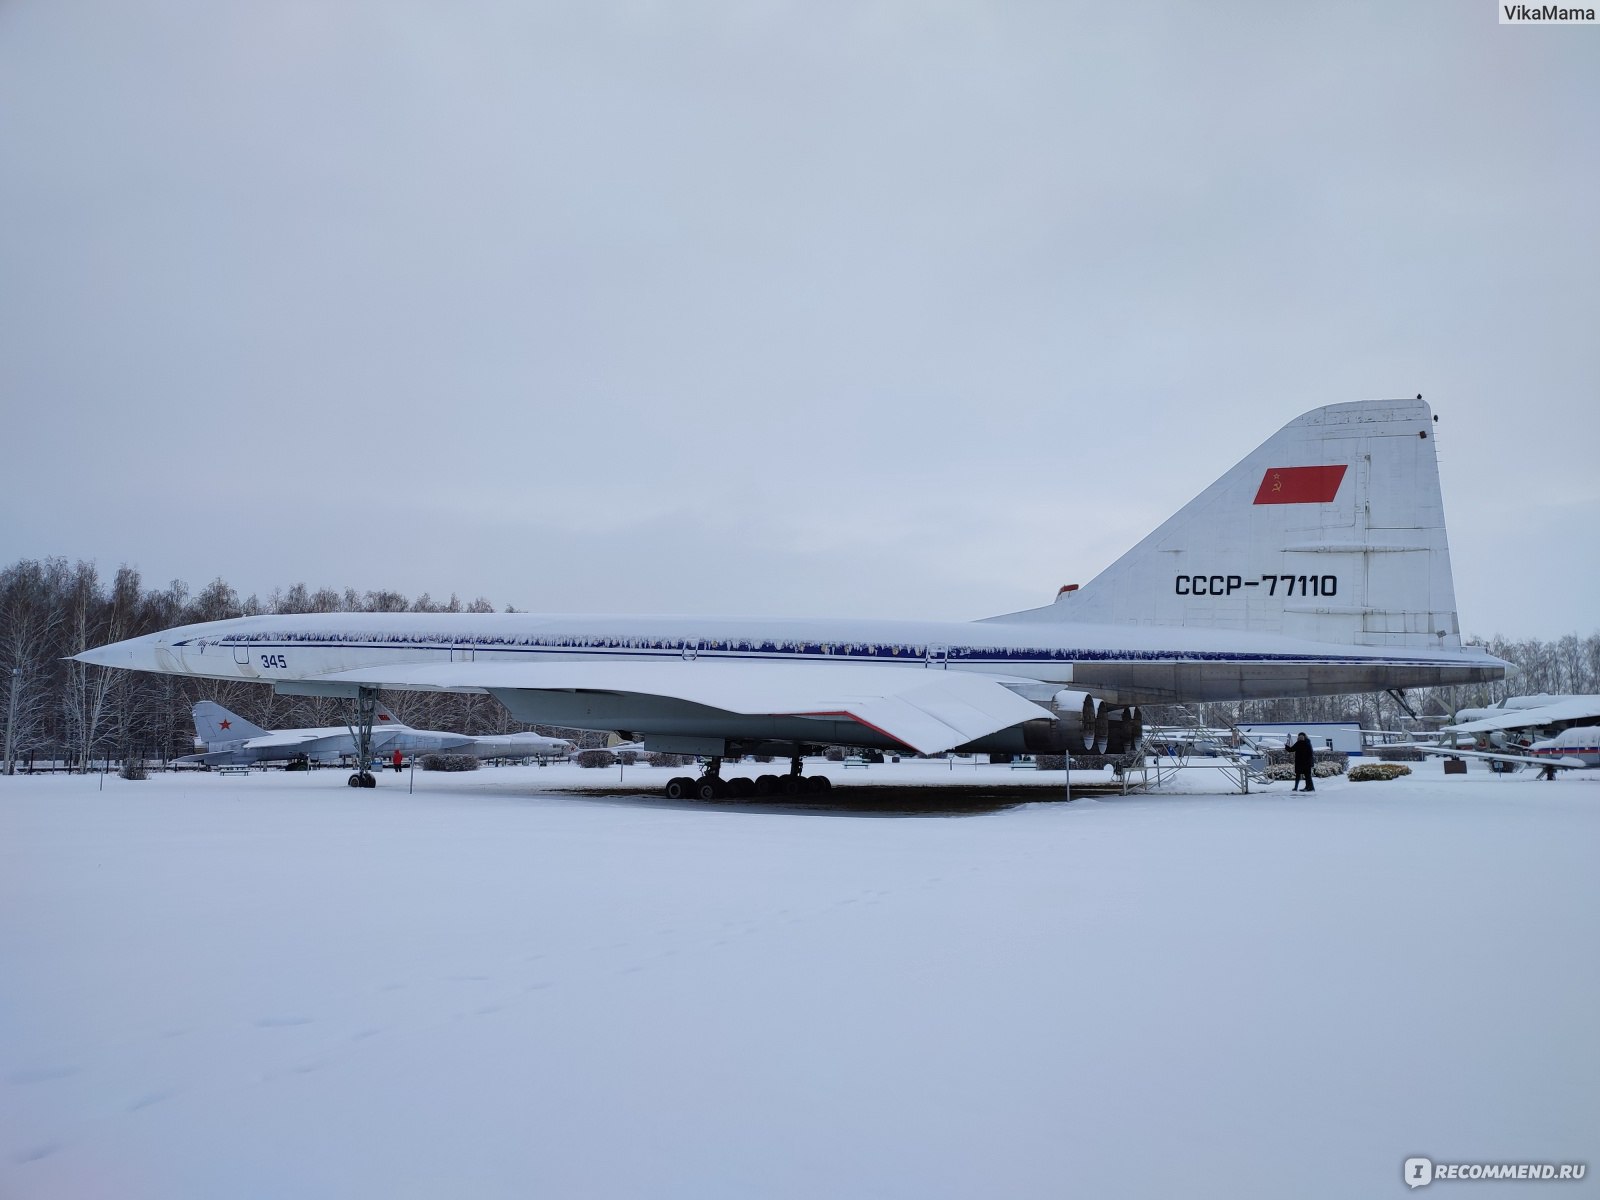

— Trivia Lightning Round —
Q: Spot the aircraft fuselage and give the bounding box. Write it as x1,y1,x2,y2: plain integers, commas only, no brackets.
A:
84,610,1503,755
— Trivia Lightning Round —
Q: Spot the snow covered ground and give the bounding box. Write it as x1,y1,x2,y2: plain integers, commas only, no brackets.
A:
3,760,1596,1199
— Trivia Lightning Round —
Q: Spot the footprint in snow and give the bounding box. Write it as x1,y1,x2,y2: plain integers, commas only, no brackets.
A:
13,1142,60,1164
255,1016,312,1028
128,1090,174,1111
7,1066,79,1085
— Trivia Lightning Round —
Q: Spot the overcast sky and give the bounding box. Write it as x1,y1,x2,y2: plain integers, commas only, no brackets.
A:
1,1,1594,640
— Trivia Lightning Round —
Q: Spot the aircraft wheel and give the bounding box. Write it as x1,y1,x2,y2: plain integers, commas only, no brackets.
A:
754,774,778,795
347,773,360,787
359,771,377,788
727,776,755,798
694,778,722,801
806,775,831,793
778,775,802,796
664,776,692,800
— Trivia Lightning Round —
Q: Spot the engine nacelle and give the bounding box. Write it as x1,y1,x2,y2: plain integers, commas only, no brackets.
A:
1104,705,1143,755
1020,695,1142,756
1020,690,1102,754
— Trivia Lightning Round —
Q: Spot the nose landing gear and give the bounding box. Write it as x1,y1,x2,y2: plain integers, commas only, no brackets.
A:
345,687,380,788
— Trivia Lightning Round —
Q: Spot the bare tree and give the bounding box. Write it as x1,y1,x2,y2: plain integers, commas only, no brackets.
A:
0,560,67,772
63,563,139,771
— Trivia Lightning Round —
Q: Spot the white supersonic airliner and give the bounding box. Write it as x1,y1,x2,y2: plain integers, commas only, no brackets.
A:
79,398,1505,797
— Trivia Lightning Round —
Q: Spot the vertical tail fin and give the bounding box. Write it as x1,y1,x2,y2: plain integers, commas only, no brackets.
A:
192,701,268,746
992,399,1464,650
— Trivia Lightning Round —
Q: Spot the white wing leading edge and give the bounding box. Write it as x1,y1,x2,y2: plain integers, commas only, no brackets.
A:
305,660,1053,756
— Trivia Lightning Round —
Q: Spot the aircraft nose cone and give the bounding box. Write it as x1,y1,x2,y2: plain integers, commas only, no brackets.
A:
73,642,132,668
73,636,162,671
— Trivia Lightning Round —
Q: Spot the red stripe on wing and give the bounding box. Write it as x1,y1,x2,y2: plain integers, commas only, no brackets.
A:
795,710,916,752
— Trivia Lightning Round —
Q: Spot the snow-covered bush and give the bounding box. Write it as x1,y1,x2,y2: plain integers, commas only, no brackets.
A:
1349,762,1412,782
420,753,479,772
1264,750,1349,773
574,749,615,769
119,758,148,780
647,752,688,768
1264,761,1344,781
1020,754,1114,772
1377,747,1427,762
1070,754,1117,771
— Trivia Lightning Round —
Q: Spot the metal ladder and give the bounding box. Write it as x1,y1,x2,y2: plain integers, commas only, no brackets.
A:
1119,725,1276,795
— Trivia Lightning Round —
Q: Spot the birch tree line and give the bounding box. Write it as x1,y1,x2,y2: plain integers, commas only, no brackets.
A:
0,557,553,771
3,556,1597,771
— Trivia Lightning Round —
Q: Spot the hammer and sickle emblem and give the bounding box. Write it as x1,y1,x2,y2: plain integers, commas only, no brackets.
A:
1270,472,1283,493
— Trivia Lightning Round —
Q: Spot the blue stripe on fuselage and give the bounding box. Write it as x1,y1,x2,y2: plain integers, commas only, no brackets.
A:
175,632,1449,669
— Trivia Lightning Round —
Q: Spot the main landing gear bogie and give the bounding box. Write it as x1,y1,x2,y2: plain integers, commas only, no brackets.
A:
661,775,741,800
662,754,832,800
347,771,376,788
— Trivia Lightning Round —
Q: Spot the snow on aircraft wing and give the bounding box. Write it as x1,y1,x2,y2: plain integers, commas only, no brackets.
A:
1411,744,1586,771
183,730,343,764
1443,696,1600,734
303,660,1053,756
244,732,336,750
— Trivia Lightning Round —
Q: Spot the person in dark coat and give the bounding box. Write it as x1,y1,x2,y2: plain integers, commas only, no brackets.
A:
1292,732,1315,791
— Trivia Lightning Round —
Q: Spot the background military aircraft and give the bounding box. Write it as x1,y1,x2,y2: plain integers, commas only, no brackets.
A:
1439,693,1600,771
182,701,572,770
